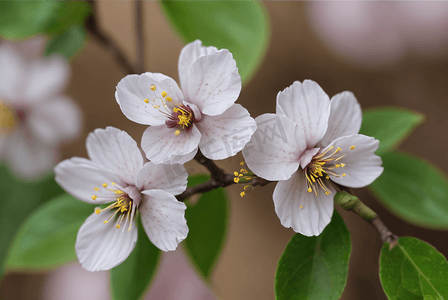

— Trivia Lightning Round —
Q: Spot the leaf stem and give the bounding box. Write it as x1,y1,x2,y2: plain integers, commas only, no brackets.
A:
334,191,398,245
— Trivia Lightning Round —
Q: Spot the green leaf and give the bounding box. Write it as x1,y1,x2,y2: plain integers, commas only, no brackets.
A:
45,1,91,36
0,1,90,39
380,237,448,300
44,25,86,60
0,167,64,276
159,0,270,84
111,218,161,300
370,152,448,229
183,174,228,281
275,210,351,300
0,1,60,38
5,193,93,272
359,107,425,155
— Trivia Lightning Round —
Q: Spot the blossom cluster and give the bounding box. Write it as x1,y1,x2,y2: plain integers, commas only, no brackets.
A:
54,40,383,271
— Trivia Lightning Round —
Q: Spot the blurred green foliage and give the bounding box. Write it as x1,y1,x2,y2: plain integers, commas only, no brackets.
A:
160,0,270,85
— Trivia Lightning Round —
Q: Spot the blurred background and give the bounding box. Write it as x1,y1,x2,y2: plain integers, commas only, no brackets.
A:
1,1,448,299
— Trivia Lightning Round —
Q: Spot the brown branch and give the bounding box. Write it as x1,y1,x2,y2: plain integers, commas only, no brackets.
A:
334,191,398,246
86,2,136,74
134,0,144,73
194,150,227,182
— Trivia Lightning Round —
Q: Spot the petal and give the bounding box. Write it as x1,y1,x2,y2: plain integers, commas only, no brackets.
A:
115,73,184,126
178,40,218,96
187,50,241,116
141,124,200,164
4,36,46,61
86,127,143,185
136,162,188,195
197,104,256,160
273,171,335,236
140,190,188,252
4,128,57,180
76,211,138,272
27,96,82,146
242,114,306,181
276,80,331,148
0,45,26,102
54,157,126,204
323,134,383,188
23,55,69,104
318,91,362,147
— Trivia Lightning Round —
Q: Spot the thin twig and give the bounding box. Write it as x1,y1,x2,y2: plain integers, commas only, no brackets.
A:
134,0,144,73
194,151,226,182
334,191,398,246
86,2,136,74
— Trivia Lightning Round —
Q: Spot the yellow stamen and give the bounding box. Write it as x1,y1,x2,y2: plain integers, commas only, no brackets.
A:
91,195,97,200
240,162,245,166
342,173,346,177
340,163,345,167
300,205,303,209
161,91,167,97
166,97,172,102
175,130,180,136
102,183,107,187
234,177,240,183
240,191,246,197
307,187,312,193
151,85,156,91
350,145,355,150
234,171,238,176
144,98,149,103
95,208,101,214
94,187,99,191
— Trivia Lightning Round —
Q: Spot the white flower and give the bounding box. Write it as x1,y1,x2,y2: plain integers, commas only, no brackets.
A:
243,80,383,236
55,127,189,271
115,40,256,164
0,37,82,179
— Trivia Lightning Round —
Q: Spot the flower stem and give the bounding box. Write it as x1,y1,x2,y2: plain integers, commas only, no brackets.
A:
334,191,398,245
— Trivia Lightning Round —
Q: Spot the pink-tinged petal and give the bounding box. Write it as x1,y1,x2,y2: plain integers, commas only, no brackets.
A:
27,96,82,146
242,114,306,181
140,190,188,252
178,40,218,96
23,55,69,104
141,124,200,164
76,211,138,272
116,73,184,126
197,104,256,160
86,127,143,185
145,250,216,300
4,36,46,61
187,50,241,116
273,171,335,236
276,80,331,148
55,157,126,204
323,134,383,188
318,91,362,147
299,148,320,169
4,128,57,180
0,45,26,102
137,162,188,195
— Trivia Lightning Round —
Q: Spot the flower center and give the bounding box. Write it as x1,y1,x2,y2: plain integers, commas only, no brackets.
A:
304,145,349,196
143,84,197,136
91,183,139,231
0,100,18,137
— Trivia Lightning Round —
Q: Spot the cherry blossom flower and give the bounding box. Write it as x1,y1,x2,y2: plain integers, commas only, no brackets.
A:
0,37,82,179
243,80,383,236
55,127,189,271
115,40,256,164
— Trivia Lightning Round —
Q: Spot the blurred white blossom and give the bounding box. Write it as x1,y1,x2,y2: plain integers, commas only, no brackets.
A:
0,37,82,179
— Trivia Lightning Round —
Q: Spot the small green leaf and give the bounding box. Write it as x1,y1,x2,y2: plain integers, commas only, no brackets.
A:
183,174,228,281
45,1,91,36
359,107,425,155
111,218,161,300
5,194,93,272
370,152,448,229
159,0,270,84
0,1,60,38
0,167,64,276
275,210,351,300
380,237,448,300
45,25,86,60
